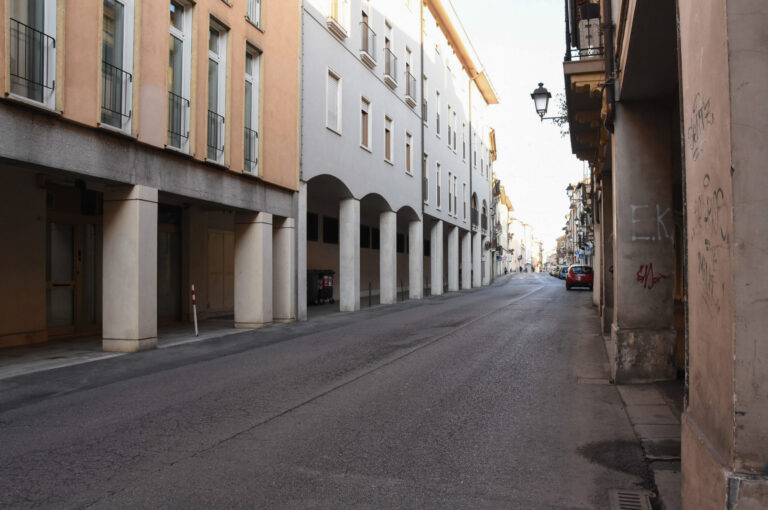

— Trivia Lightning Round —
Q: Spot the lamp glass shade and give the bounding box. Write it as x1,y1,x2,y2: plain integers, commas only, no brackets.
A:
531,83,551,118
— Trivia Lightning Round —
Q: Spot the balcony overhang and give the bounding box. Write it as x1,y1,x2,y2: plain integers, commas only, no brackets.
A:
564,57,605,164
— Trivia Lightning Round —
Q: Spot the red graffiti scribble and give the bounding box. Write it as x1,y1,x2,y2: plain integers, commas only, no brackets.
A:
637,263,667,290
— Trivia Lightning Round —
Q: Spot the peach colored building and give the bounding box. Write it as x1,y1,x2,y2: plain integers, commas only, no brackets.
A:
0,0,301,351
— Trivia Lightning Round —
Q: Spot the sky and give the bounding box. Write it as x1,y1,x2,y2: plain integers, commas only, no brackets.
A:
450,0,586,253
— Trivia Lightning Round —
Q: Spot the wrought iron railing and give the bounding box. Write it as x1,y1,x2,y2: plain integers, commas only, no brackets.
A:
9,18,55,102
167,91,190,148
246,0,261,27
569,46,604,60
360,21,375,58
244,127,258,173
383,48,397,83
101,61,132,128
207,110,225,161
406,71,416,101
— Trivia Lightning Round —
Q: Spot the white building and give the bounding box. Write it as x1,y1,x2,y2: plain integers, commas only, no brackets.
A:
298,0,498,317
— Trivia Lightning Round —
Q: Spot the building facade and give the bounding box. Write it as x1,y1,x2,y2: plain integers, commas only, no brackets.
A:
298,0,498,317
0,0,301,351
559,0,768,507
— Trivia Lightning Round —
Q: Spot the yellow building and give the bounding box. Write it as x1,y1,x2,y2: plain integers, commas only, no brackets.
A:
0,0,301,351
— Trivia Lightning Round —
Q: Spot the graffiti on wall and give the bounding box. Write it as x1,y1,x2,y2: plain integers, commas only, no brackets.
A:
630,204,672,241
692,173,729,313
636,263,667,290
688,93,715,161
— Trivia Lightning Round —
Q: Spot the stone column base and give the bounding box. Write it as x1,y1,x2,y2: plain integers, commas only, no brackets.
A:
235,321,272,329
103,337,157,353
682,413,768,509
611,325,676,383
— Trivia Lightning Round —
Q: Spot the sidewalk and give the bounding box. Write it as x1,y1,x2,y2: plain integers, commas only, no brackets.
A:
606,338,684,510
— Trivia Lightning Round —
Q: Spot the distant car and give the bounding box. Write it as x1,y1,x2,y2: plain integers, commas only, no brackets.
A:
566,265,593,290
559,266,569,279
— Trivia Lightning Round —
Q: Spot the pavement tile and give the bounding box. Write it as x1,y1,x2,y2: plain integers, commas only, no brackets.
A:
617,384,666,405
634,424,682,441
625,404,680,425
643,439,682,460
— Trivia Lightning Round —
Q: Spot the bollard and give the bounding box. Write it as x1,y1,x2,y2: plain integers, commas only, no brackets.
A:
191,284,199,336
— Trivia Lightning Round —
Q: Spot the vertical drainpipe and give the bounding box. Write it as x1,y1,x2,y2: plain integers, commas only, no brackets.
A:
420,0,425,295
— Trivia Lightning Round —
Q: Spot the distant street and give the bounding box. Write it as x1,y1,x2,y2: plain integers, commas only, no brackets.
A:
0,274,651,509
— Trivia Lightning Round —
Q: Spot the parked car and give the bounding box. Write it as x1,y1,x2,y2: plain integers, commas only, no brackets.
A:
559,266,569,279
566,265,593,290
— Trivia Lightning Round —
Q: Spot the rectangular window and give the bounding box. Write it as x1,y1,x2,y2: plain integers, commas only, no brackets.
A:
323,216,339,244
385,116,393,162
453,176,458,214
360,97,370,149
422,76,428,124
207,21,227,163
423,153,429,203
326,70,341,133
405,133,412,173
473,130,477,168
101,0,134,131
448,171,452,214
463,183,467,219
452,111,457,150
462,123,466,160
435,91,440,136
307,213,319,241
244,47,260,173
246,0,261,28
9,0,57,107
447,106,452,147
167,0,191,150
436,163,441,209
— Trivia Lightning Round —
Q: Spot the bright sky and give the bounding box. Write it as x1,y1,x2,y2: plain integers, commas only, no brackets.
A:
450,0,586,252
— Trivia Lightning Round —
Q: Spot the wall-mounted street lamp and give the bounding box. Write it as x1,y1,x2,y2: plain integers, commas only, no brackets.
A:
530,83,566,122
566,184,574,199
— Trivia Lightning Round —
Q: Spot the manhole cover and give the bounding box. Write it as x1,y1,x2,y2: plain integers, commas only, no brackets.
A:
608,489,652,510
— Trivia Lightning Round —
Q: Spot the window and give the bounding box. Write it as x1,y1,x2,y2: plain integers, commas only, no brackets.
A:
423,153,429,203
462,123,466,160
326,70,341,133
453,176,458,214
422,76,428,123
327,0,350,37
448,171,452,214
207,21,227,163
323,216,339,244
436,163,441,209
383,22,396,86
360,97,371,149
168,0,192,150
435,91,440,136
405,47,416,103
385,116,393,162
452,111,457,150
244,47,260,173
307,213,319,241
447,106,452,147
101,0,134,131
463,183,467,220
9,0,57,107
405,132,412,173
473,130,477,168
246,0,261,28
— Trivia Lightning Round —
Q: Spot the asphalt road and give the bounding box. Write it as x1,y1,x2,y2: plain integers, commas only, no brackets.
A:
0,273,651,509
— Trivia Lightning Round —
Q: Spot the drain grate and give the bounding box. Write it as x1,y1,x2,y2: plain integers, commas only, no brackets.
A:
608,489,652,510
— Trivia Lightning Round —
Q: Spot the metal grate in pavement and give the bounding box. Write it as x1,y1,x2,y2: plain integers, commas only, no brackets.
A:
608,489,652,510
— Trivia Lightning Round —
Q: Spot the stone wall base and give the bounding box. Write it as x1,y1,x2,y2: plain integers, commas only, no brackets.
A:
102,337,157,353
611,325,676,383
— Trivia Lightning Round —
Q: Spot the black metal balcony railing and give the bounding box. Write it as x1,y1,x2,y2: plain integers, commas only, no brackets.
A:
569,46,604,60
406,71,416,101
207,110,225,161
167,91,190,149
101,61,132,128
244,127,258,173
360,21,376,58
9,18,55,102
383,48,397,83
471,208,479,226
482,214,488,231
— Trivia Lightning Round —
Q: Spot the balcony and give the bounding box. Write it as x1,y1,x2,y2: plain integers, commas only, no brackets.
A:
101,61,132,129
326,1,348,40
207,110,225,162
383,48,397,89
359,21,376,68
405,71,417,107
167,91,190,150
9,18,55,104
563,2,606,163
244,127,258,174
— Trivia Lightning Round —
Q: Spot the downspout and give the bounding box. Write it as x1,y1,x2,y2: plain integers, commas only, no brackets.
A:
420,0,425,221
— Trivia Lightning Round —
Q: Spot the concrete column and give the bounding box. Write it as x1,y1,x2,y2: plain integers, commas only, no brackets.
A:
102,185,158,352
611,102,676,383
234,212,272,328
408,219,423,299
447,226,459,291
601,173,614,335
339,198,360,312
472,232,481,287
297,181,307,321
430,220,444,295
273,217,296,322
482,237,492,285
461,231,471,289
379,211,397,305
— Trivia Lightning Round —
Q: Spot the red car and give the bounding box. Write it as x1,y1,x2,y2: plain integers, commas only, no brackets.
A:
566,264,593,290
